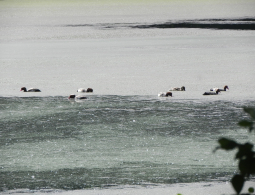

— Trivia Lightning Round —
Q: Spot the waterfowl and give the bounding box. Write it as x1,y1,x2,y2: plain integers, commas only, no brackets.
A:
210,85,229,92
20,87,41,92
169,86,185,91
77,88,93,93
203,89,220,95
68,94,87,100
158,92,172,97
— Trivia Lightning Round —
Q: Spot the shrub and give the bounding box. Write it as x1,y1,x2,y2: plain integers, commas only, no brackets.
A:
215,107,255,194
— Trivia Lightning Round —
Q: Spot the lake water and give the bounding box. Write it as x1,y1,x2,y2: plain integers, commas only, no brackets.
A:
0,96,254,192
0,0,255,193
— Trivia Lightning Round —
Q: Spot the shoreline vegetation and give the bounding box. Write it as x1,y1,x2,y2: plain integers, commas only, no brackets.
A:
132,18,255,30
215,107,255,194
66,18,255,31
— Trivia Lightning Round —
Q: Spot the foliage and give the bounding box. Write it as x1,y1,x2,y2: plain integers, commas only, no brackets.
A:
214,107,255,194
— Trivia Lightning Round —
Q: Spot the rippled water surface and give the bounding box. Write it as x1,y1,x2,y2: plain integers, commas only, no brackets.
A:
0,96,254,191
1,0,255,193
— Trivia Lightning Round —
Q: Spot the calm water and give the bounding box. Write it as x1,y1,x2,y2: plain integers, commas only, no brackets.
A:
0,96,254,191
1,0,255,97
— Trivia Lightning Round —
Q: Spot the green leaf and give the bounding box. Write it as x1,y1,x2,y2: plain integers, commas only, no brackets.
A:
239,157,255,176
236,142,253,159
248,187,254,193
218,138,238,150
243,107,255,120
239,159,250,176
238,120,253,127
231,174,245,194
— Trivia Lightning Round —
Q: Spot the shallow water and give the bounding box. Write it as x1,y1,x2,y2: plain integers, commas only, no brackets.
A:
0,96,255,191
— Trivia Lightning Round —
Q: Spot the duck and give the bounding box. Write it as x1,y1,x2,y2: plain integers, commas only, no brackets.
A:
203,89,220,95
210,85,229,92
169,86,185,91
20,87,41,92
77,88,93,93
68,94,87,100
158,92,172,97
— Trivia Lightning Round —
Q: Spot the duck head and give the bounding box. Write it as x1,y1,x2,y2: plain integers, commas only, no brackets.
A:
224,85,229,90
20,87,27,92
68,94,76,99
86,88,93,92
166,92,172,97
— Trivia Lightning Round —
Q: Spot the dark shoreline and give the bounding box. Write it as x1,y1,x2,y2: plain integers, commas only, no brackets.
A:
65,18,255,30
132,18,255,30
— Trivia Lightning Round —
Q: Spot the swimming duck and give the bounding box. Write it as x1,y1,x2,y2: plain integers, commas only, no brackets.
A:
169,86,185,91
77,88,93,93
68,94,87,100
210,85,229,92
203,89,220,95
158,92,172,97
20,87,41,92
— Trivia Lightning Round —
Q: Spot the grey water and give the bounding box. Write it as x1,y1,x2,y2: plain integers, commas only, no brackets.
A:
1,0,255,193
1,96,254,191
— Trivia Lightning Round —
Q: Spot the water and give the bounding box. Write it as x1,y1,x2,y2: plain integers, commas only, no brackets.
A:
1,0,255,98
0,96,254,191
1,0,255,193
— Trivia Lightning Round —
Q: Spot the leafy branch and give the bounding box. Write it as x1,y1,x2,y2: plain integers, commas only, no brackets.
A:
214,107,255,195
